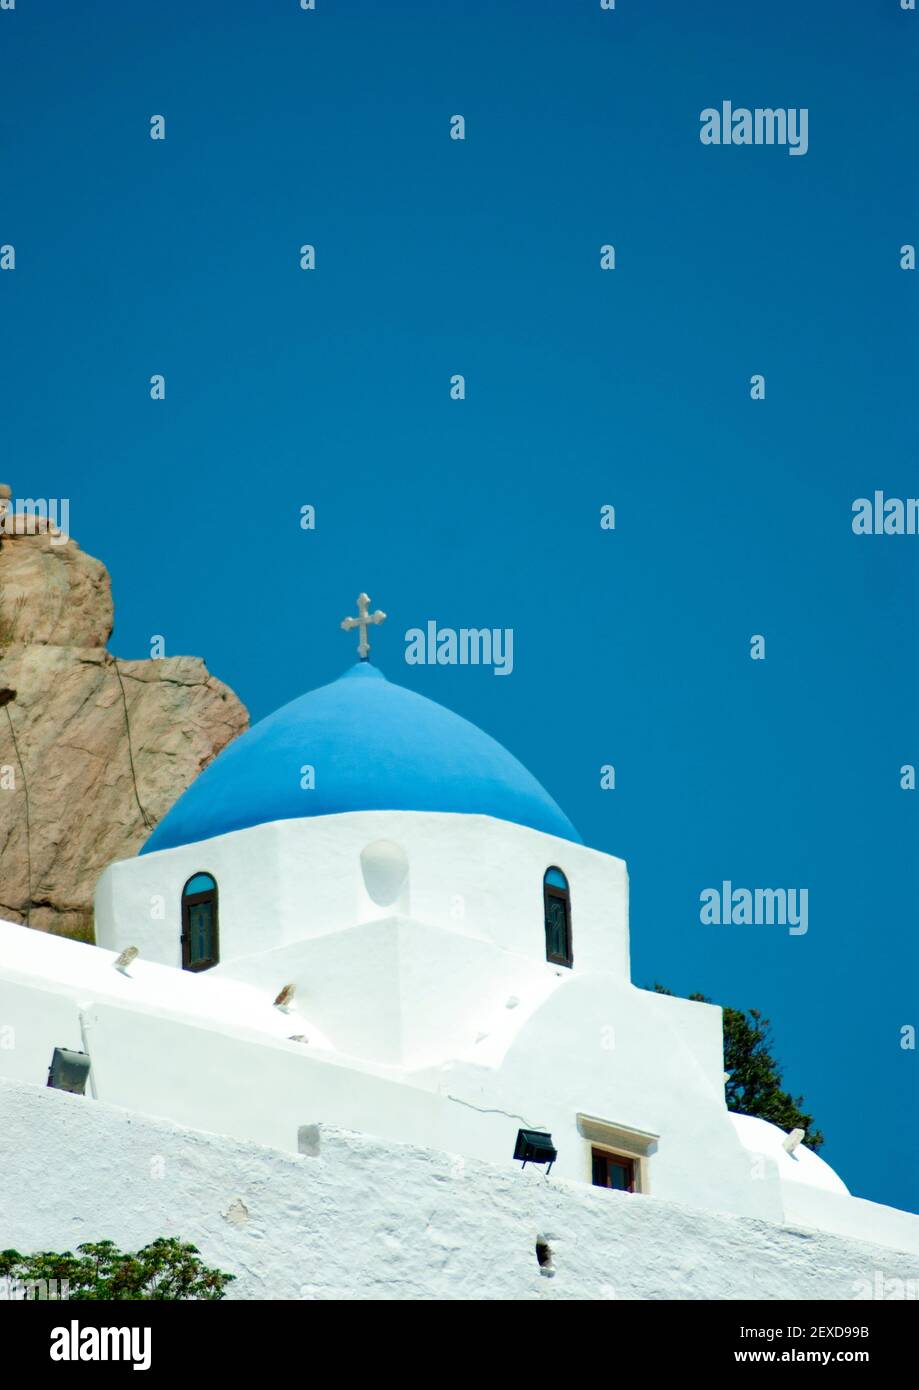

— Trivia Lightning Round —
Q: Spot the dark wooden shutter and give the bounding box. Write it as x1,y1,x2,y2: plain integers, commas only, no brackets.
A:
181,882,219,971
544,883,572,966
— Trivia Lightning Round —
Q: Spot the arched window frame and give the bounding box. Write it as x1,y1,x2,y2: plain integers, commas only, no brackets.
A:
181,872,219,972
544,866,572,967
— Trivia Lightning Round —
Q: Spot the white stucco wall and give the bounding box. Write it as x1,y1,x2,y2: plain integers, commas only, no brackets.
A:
94,811,630,980
0,919,770,1222
2,1080,916,1302
2,917,917,1253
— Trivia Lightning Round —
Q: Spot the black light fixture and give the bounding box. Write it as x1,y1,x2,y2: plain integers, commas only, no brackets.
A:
46,1047,91,1095
514,1128,557,1173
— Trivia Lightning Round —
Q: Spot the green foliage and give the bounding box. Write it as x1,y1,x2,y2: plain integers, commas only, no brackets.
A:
652,985,825,1150
0,1237,234,1300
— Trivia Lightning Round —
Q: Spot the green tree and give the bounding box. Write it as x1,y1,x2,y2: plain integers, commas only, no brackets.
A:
0,1237,234,1300
652,985,825,1150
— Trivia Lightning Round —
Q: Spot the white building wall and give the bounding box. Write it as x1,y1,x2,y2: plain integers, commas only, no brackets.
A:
2,1080,917,1302
3,919,913,1249
94,812,629,979
0,921,766,1218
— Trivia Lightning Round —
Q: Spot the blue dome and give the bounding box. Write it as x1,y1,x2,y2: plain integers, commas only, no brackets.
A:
140,663,581,854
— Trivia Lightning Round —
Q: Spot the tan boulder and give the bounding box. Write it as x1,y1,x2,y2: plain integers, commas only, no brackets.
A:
0,490,248,938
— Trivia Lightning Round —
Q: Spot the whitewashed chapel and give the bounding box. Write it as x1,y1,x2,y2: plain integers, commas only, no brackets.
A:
1,599,917,1299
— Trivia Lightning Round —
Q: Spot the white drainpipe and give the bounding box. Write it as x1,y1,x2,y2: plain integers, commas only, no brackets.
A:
77,1005,97,1099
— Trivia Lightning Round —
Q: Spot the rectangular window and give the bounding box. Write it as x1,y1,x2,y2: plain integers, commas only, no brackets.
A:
591,1147,637,1192
181,889,219,971
544,873,572,967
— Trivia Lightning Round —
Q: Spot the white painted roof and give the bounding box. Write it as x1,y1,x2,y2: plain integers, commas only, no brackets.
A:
0,917,334,1051
730,1112,849,1194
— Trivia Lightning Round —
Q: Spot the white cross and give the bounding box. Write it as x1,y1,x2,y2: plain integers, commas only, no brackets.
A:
340,592,386,660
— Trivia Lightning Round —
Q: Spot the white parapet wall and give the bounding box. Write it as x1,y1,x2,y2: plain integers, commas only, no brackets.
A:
2,1079,917,1301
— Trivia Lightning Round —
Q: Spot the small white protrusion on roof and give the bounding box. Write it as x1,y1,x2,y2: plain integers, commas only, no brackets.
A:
113,946,138,975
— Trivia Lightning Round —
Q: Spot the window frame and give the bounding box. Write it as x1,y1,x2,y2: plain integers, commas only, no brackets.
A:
543,867,573,967
591,1146,638,1193
181,873,219,973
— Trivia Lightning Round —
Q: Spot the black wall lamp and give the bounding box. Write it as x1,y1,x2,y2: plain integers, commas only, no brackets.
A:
47,1047,91,1095
514,1128,557,1173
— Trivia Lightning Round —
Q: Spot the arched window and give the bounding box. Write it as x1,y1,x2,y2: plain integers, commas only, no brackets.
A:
544,867,572,967
181,873,219,972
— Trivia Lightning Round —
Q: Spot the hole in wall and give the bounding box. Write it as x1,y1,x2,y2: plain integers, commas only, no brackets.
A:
535,1239,555,1276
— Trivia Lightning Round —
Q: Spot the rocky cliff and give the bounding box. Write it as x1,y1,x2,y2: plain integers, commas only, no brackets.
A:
0,486,248,938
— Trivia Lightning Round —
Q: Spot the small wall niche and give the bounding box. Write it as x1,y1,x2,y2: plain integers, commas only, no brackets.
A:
360,839,409,911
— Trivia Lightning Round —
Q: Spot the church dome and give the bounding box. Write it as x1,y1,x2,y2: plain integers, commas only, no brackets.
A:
140,662,581,855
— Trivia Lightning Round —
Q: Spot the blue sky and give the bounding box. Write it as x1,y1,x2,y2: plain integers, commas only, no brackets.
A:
2,0,917,1211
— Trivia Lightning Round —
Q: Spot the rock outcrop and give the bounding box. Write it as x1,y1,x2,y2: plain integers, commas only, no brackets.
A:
0,488,248,938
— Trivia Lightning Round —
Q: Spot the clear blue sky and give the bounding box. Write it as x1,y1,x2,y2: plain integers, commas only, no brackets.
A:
2,0,917,1212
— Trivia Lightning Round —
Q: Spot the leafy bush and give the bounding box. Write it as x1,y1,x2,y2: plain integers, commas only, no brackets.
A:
0,1237,235,1300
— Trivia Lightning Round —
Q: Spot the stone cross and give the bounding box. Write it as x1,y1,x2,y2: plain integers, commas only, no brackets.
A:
341,592,386,660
